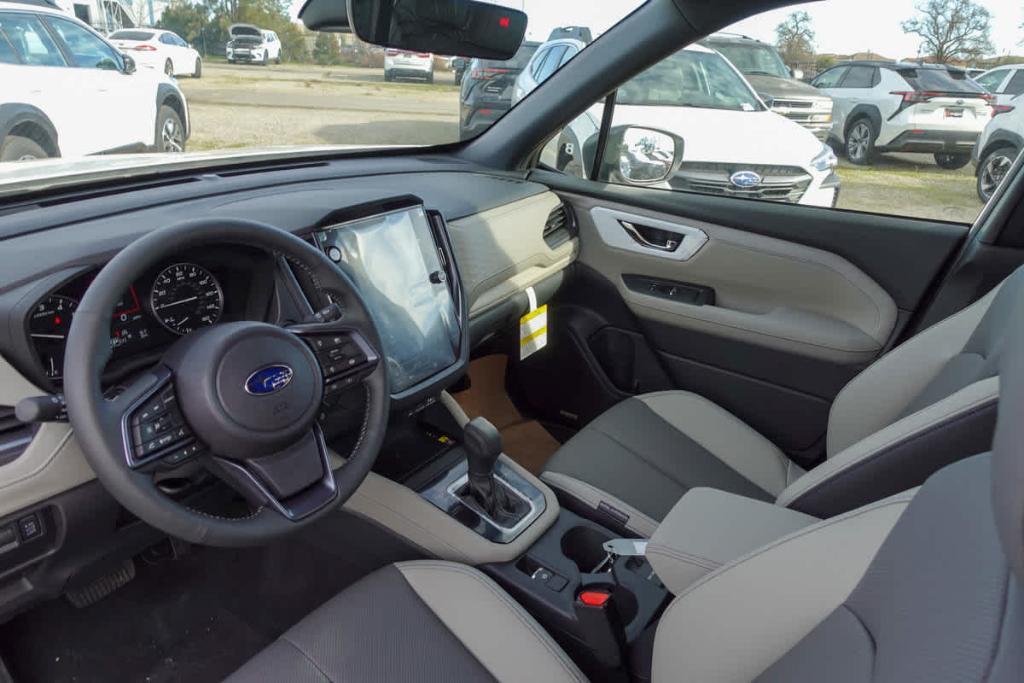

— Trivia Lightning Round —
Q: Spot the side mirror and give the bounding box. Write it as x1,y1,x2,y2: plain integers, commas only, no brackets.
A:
614,127,682,184
121,53,136,75
762,94,775,108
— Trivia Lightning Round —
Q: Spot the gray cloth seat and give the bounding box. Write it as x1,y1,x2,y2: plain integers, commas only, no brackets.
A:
230,313,1024,682
541,267,1024,535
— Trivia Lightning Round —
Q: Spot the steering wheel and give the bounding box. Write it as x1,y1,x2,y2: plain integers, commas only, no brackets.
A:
63,218,390,546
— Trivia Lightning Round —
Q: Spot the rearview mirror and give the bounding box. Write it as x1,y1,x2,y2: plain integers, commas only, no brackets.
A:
299,0,528,60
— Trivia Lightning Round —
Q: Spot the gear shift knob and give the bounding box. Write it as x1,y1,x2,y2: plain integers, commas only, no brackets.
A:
464,417,502,479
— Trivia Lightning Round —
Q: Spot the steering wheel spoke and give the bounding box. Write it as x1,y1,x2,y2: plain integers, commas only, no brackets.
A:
288,321,381,398
112,366,204,470
206,426,338,522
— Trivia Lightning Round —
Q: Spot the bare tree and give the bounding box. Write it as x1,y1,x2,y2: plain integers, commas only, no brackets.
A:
902,0,994,63
775,11,815,65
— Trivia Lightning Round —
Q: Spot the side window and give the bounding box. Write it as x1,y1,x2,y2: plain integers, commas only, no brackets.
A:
529,48,550,79
159,34,175,45
812,66,848,88
0,13,65,67
535,45,568,83
47,18,120,70
841,65,876,88
0,26,19,64
976,69,1007,92
560,46,578,67
1004,70,1024,96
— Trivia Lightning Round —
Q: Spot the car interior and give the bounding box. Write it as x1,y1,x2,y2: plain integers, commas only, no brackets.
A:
1,0,1024,681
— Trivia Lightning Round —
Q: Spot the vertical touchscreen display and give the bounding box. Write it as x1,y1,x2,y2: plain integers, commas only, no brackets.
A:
315,206,459,393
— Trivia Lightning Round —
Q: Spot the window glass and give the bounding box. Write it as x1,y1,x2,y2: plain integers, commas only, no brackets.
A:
109,30,154,41
544,0,1018,226
160,34,175,45
0,13,65,67
529,47,551,78
535,45,568,83
559,46,578,67
813,66,848,88
47,18,119,70
976,69,1007,91
1004,70,1024,96
0,29,18,64
841,65,875,88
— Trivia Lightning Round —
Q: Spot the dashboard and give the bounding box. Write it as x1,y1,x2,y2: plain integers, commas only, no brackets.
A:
24,245,275,388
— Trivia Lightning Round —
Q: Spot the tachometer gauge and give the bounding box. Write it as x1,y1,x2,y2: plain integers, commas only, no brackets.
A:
150,263,224,336
29,295,78,379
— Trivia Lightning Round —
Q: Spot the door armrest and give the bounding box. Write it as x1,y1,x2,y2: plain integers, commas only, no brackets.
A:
647,488,819,595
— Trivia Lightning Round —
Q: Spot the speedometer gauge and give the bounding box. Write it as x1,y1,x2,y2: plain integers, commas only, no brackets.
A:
29,294,78,379
150,263,224,335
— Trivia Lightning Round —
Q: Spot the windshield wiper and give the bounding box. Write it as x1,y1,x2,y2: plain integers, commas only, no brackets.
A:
745,70,783,77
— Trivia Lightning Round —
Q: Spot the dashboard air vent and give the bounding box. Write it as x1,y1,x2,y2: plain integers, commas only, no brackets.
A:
0,406,35,467
543,203,576,249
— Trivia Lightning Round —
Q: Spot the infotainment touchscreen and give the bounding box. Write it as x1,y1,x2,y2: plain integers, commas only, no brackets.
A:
314,206,459,394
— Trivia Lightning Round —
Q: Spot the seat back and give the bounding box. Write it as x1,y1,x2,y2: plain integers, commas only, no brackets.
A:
654,301,1024,682
775,266,1023,516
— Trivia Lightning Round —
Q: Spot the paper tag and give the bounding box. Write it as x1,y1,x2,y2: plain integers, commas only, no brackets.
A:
520,304,548,360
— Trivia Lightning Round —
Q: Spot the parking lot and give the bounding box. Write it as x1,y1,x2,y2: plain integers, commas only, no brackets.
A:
180,62,983,224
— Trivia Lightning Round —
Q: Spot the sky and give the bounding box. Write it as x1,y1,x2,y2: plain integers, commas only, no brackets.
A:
288,0,1024,59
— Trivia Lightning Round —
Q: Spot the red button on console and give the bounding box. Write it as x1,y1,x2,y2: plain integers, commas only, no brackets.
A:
578,590,612,607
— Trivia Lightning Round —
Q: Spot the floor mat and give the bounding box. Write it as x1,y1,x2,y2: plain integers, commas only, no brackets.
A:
0,513,421,683
453,355,561,475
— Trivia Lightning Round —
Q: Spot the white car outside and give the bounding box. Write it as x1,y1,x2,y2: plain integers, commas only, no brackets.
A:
384,49,434,83
974,65,1024,107
226,24,280,65
973,95,1023,201
812,61,992,168
108,28,201,78
0,1,190,160
520,42,839,207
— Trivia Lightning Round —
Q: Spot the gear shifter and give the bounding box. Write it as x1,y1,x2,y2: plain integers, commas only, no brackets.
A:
463,417,527,525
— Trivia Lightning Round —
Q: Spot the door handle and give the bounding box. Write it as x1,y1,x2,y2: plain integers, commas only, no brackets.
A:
620,221,680,252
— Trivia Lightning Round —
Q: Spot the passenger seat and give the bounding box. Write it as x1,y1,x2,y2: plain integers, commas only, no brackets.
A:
541,267,1022,536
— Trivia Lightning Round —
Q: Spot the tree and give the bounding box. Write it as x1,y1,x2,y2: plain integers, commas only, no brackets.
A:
775,11,815,65
157,1,208,45
312,32,341,65
901,0,994,63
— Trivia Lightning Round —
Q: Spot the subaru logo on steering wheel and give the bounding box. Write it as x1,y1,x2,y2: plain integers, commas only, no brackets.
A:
730,170,762,188
245,365,294,395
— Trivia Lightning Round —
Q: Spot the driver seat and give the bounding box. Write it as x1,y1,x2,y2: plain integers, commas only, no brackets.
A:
227,314,1024,682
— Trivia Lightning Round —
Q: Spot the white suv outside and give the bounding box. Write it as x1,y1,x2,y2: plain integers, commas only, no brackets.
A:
973,95,1023,201
974,65,1024,107
523,42,840,207
0,1,190,161
226,24,280,65
384,49,434,82
812,61,992,168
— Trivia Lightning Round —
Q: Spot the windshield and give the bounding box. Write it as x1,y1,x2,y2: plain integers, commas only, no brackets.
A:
708,42,789,79
617,49,764,111
0,0,645,182
897,67,988,93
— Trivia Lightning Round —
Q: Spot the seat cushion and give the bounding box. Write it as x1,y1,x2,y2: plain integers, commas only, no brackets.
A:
541,391,802,536
226,561,586,683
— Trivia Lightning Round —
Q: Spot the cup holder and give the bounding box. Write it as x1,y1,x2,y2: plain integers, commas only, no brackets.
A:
561,525,615,574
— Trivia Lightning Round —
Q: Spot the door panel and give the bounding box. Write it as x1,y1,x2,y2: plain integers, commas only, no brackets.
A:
510,172,967,464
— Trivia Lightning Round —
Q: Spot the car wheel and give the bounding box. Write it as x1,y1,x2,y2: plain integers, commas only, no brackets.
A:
934,153,971,170
164,59,174,77
426,72,434,84
977,146,1019,202
384,70,392,82
845,118,876,166
155,105,185,153
261,53,268,66
193,57,202,78
0,135,49,161
275,55,282,64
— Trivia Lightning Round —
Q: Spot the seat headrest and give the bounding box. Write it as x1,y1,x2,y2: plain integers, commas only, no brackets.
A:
992,295,1024,582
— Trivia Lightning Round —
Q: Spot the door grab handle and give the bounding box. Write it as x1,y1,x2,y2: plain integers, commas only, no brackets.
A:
620,221,680,252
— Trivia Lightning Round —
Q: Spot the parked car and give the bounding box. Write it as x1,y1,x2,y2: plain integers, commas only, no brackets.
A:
973,95,1022,201
0,0,189,160
226,24,280,65
450,56,468,85
812,61,992,168
384,49,433,82
459,40,539,140
511,38,583,105
701,33,834,140
521,43,839,207
108,28,201,78
974,65,1024,107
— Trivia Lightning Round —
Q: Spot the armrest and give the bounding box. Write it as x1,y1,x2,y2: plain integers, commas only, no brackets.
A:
647,488,819,595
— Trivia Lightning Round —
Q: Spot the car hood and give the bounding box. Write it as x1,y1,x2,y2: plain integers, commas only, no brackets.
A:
604,106,825,168
229,24,261,37
745,74,831,101
0,146,411,199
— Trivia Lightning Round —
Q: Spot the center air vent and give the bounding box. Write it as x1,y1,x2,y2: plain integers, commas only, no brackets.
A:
0,406,36,468
543,203,576,249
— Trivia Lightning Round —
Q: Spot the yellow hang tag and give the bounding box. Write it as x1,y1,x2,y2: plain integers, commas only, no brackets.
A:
520,304,548,360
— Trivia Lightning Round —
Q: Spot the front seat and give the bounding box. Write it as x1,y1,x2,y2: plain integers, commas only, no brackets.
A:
540,266,1024,535
228,312,1024,682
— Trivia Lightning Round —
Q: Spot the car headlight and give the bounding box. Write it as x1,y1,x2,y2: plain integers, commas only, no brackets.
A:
811,144,837,172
